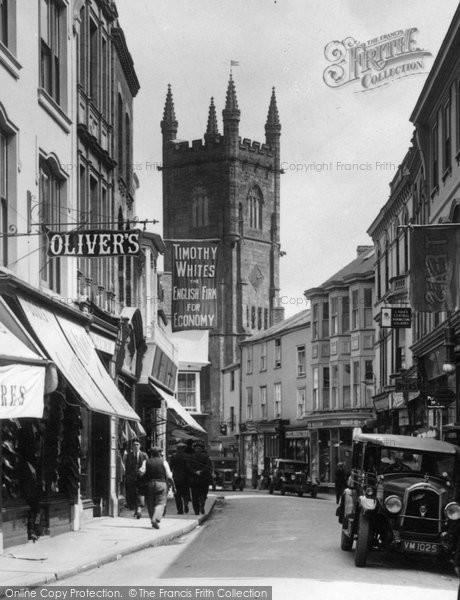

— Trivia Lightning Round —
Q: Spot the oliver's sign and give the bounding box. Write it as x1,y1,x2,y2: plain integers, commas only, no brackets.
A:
46,229,142,257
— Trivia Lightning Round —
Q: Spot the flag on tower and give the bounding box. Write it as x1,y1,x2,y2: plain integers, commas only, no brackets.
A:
230,60,240,67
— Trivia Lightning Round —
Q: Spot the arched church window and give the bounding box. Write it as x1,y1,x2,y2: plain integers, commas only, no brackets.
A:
248,186,263,229
191,186,209,227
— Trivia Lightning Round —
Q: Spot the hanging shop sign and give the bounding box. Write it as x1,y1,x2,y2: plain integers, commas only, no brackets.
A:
170,240,219,332
46,229,142,257
381,307,412,328
0,363,45,419
395,378,419,392
410,225,460,312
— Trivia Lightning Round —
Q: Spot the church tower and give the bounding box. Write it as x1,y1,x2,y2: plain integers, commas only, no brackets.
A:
161,74,282,442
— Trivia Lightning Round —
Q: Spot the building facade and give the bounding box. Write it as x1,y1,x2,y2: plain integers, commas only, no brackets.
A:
368,148,417,435
367,4,460,443
304,247,375,484
239,310,311,486
0,0,178,552
160,76,284,444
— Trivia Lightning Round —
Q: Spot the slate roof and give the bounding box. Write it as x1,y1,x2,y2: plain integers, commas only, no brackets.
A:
240,308,310,345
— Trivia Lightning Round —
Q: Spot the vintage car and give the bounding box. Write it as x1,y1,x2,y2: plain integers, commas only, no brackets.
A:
268,458,318,498
210,457,245,491
338,433,460,569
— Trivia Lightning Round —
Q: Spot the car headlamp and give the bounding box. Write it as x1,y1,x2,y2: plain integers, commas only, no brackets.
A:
365,486,375,498
384,495,402,514
445,502,460,520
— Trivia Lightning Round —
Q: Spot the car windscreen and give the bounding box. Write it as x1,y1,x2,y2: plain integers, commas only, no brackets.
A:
378,448,455,479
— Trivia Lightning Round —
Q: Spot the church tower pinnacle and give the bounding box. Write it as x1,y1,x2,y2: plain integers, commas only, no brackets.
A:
161,84,178,142
265,87,281,152
222,73,240,150
204,97,219,142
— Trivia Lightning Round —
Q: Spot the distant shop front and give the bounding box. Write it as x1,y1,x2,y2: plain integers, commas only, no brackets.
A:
306,412,373,484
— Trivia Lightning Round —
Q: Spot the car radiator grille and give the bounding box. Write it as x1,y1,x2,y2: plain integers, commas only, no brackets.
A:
400,489,440,535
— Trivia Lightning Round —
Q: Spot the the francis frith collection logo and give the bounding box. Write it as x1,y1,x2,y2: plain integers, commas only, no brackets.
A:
323,27,432,91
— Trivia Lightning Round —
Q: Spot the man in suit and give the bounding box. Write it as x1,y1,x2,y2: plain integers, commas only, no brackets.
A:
189,441,213,515
123,439,148,518
169,443,192,514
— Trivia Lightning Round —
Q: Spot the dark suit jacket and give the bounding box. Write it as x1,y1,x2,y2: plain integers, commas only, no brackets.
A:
124,450,147,483
169,450,192,486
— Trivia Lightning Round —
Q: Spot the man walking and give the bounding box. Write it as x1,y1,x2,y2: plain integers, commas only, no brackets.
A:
123,439,147,518
170,443,192,514
189,441,213,515
141,446,171,529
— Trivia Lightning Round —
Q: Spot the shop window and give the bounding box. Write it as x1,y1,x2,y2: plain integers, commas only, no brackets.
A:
319,429,331,483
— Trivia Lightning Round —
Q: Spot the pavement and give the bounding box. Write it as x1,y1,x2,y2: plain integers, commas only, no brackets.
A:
0,494,218,590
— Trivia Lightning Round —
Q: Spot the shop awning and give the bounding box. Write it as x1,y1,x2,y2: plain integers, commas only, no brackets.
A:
0,297,47,418
0,296,46,364
18,297,140,421
149,380,206,434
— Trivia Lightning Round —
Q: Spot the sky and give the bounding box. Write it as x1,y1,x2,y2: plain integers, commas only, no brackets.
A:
114,0,459,318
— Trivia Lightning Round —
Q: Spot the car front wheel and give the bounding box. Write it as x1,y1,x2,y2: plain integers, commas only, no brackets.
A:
354,512,372,567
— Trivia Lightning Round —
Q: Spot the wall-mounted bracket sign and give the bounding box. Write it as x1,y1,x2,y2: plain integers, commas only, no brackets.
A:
381,307,412,328
46,229,142,257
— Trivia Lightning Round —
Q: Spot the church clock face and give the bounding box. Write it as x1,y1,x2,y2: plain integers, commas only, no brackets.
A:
249,264,264,290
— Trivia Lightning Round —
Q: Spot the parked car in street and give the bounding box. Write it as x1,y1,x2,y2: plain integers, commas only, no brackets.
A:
337,433,460,569
268,458,318,498
210,457,245,491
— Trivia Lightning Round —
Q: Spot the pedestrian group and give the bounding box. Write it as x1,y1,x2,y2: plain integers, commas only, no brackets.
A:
123,439,212,529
